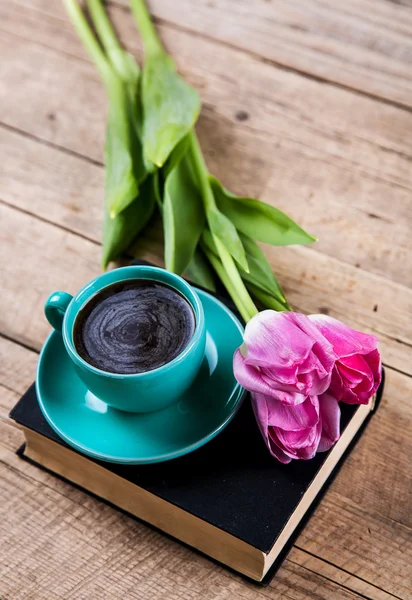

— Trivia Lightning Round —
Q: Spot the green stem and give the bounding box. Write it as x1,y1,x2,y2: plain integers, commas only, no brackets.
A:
128,0,260,322
246,282,291,312
86,0,129,78
62,0,113,85
189,131,258,321
130,0,163,55
201,244,251,323
188,132,216,212
213,236,258,321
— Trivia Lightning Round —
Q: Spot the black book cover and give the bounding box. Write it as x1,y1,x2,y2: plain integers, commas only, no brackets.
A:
9,261,385,584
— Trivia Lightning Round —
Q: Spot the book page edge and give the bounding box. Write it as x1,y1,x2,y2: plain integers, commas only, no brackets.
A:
22,429,266,581
262,398,375,577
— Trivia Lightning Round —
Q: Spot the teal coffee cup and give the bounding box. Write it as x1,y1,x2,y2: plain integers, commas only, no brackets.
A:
44,266,206,413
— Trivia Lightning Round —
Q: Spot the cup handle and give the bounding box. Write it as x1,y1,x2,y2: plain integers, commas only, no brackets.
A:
45,291,73,332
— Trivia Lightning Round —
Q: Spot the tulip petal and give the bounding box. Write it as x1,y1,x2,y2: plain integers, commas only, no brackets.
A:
275,420,322,460
318,393,340,452
243,311,335,396
266,396,320,431
340,353,380,391
309,314,378,358
338,350,381,404
251,392,292,463
366,349,382,395
310,315,381,406
267,436,294,463
244,311,313,369
251,392,324,462
268,428,296,462
244,311,329,368
234,349,278,397
234,350,307,405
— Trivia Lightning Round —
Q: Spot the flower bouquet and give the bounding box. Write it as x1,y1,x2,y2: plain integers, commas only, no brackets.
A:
235,312,381,462
64,0,382,463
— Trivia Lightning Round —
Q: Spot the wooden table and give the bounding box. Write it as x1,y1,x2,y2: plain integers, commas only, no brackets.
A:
1,1,411,598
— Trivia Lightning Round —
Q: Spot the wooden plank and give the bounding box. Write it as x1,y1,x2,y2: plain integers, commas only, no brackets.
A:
288,549,397,600
5,0,412,110
0,1,410,597
0,339,38,397
332,367,412,528
263,244,412,376
0,126,103,242
1,6,412,289
1,197,411,377
2,120,412,293
0,404,24,452
260,157,412,287
117,0,412,110
0,206,100,351
0,336,410,598
5,0,412,188
2,124,411,376
298,490,412,600
0,447,372,600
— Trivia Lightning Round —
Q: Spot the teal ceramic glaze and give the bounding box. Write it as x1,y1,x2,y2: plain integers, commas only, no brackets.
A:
37,289,245,464
44,266,206,413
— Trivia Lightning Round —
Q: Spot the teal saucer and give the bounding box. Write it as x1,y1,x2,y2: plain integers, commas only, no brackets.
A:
36,289,245,464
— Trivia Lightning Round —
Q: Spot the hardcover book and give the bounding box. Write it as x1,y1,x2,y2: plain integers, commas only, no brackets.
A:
9,340,383,583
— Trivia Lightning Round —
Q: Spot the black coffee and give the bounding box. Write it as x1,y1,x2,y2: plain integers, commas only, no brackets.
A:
74,279,196,374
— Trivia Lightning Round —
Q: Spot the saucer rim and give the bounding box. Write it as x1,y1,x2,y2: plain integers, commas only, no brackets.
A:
36,288,246,464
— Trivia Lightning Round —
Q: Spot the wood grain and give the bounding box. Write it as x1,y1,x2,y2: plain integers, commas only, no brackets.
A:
113,0,412,110
1,328,411,597
0,446,373,600
1,201,411,381
6,0,412,110
0,125,103,242
288,549,398,600
3,123,411,378
1,3,412,288
0,0,411,597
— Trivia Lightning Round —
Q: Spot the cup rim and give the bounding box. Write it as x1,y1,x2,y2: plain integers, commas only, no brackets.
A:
61,266,205,379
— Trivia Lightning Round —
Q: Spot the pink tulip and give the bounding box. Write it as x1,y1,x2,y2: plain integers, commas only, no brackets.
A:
233,311,336,405
309,315,381,405
252,391,340,463
233,310,381,463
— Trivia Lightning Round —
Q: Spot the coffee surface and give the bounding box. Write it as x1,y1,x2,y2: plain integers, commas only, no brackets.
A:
74,280,195,374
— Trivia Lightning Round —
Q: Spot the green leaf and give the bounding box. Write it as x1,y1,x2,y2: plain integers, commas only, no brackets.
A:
163,153,205,274
238,233,287,304
201,228,218,255
246,281,290,312
105,91,138,218
210,176,316,246
202,228,288,309
163,134,190,178
105,76,146,218
116,50,140,83
102,200,137,269
207,207,249,272
153,170,163,211
102,174,156,269
155,134,189,214
141,52,201,168
185,248,216,293
121,56,155,177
